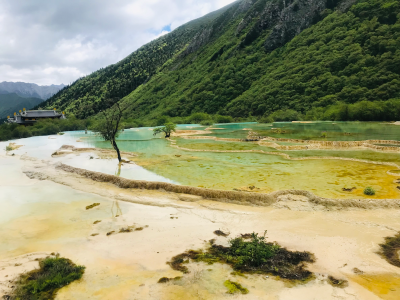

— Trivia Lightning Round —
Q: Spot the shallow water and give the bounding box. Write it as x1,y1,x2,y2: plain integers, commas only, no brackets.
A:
259,122,400,141
1,122,399,199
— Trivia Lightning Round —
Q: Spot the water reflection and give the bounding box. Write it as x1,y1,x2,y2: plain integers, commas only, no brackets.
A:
111,201,123,218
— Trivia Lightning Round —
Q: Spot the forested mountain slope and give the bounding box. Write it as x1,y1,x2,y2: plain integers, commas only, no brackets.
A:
43,0,400,122
0,93,43,119
120,0,400,122
39,3,236,119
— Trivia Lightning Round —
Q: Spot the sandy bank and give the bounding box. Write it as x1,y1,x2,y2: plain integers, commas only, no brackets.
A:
1,154,400,299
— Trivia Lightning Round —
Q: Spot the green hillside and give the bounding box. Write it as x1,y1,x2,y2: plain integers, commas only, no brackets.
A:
0,93,43,119
39,3,236,119
43,0,400,122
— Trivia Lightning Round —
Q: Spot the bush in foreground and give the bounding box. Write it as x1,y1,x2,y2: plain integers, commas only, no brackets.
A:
379,232,400,268
364,187,376,196
167,231,314,280
7,255,85,300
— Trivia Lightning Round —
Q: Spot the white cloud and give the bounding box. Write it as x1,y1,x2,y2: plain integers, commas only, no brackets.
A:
0,0,237,85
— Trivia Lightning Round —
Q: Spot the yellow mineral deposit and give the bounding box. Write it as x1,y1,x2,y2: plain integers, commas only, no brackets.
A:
1,122,400,299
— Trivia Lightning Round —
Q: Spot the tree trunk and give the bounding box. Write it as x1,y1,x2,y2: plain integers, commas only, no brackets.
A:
165,132,170,138
112,139,122,162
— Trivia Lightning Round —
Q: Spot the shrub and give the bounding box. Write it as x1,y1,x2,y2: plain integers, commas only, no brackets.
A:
200,119,214,126
263,109,303,122
167,231,314,280
156,115,169,126
364,187,376,195
215,115,233,123
258,115,274,123
188,112,211,124
153,122,177,138
8,255,85,300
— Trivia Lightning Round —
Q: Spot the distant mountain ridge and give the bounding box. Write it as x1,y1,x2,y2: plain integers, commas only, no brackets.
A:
0,93,44,120
0,82,66,100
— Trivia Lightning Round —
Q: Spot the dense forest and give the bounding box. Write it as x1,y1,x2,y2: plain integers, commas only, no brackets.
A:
0,118,87,142
41,0,400,123
0,93,43,120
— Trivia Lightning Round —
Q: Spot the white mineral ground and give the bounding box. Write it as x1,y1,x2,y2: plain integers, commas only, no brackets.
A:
0,152,400,299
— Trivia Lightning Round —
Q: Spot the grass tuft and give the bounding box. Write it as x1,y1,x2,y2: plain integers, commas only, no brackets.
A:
167,231,314,280
86,203,100,210
379,232,400,267
224,280,249,294
327,276,349,288
363,187,375,196
6,255,85,300
214,230,229,237
157,276,182,283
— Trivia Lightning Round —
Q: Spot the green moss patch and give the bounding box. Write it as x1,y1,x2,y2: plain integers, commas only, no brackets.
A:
363,187,376,196
157,276,182,283
327,276,349,288
213,230,229,237
167,231,314,280
379,232,400,267
6,255,85,300
224,280,249,294
86,203,100,210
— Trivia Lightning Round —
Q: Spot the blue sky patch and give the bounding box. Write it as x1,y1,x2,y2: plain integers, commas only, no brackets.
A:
162,24,171,32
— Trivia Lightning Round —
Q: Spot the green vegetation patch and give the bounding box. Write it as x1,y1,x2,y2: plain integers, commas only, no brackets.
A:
363,187,376,196
327,276,349,288
167,232,314,280
379,232,400,267
157,276,182,284
224,280,249,294
0,118,87,142
6,255,85,300
86,203,100,210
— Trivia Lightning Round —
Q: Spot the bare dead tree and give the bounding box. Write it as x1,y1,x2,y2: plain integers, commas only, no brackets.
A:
92,99,128,162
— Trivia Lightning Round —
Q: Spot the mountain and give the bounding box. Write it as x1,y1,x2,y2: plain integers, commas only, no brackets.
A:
38,3,237,119
0,93,43,120
0,82,66,100
42,0,400,122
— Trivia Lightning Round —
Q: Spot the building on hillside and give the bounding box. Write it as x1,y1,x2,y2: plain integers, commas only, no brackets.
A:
7,108,66,125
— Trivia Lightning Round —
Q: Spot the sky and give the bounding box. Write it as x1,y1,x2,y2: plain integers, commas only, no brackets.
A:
0,0,236,86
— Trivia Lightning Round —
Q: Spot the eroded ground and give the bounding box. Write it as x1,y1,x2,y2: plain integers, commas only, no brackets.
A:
1,153,400,300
